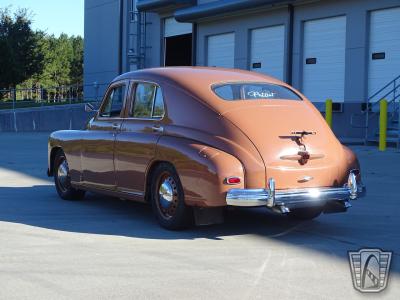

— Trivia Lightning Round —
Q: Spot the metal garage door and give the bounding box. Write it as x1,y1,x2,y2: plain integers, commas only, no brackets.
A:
207,33,235,68
164,17,192,37
368,7,400,98
302,16,346,102
250,25,285,80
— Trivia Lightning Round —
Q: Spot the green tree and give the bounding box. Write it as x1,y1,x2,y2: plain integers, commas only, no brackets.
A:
45,34,73,86
0,8,44,89
30,34,83,88
70,36,84,84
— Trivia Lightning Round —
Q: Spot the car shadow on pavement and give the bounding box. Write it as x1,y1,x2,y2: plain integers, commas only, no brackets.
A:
0,185,302,239
0,180,349,239
0,184,399,273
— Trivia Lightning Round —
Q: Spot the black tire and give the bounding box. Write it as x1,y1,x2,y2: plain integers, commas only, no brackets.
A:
289,206,323,220
53,150,85,200
150,163,193,230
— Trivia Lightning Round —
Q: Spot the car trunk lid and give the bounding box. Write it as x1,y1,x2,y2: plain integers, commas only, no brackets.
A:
222,100,343,189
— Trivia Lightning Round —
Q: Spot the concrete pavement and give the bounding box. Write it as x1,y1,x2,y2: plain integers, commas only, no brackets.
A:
0,132,399,299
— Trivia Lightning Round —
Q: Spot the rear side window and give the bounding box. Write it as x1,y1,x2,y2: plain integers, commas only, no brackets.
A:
213,83,302,101
131,82,165,118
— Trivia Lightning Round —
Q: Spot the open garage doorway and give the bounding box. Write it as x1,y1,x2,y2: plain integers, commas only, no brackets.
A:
164,33,192,66
163,17,192,66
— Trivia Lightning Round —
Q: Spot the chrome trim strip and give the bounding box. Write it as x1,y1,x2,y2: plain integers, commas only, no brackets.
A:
72,181,145,198
72,181,116,191
116,189,145,197
226,188,270,207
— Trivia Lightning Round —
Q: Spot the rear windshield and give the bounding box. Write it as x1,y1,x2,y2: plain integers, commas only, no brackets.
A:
212,83,302,101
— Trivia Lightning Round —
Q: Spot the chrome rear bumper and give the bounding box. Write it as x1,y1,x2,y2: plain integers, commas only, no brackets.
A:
226,172,366,213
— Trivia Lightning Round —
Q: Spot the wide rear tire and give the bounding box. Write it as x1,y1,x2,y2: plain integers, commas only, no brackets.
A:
53,150,85,200
150,163,193,230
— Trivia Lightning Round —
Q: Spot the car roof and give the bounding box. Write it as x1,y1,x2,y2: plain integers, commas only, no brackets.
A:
114,67,301,113
115,66,283,86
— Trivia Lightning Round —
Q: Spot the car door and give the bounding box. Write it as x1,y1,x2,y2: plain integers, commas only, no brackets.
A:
114,81,166,198
81,81,128,190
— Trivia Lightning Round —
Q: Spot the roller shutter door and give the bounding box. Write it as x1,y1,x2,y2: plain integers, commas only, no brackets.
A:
302,16,346,102
164,17,192,37
368,7,400,99
250,25,285,80
207,33,235,68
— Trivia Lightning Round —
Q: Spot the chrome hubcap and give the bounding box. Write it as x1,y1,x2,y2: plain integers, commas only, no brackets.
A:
159,180,174,207
57,160,69,191
157,175,178,218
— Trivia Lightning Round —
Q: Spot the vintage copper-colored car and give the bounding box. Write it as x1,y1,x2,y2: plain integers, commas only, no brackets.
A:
48,67,365,229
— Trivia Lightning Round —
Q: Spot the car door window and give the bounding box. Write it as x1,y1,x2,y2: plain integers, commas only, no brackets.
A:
152,88,165,118
99,84,126,118
131,83,165,119
132,83,155,118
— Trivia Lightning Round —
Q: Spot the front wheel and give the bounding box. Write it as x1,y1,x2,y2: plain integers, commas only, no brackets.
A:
53,150,85,200
150,163,193,230
289,206,322,220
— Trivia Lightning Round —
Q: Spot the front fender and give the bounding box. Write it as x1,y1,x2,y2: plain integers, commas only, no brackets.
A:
48,130,83,182
155,136,244,207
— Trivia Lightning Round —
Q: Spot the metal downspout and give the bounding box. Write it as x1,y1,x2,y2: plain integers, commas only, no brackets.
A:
118,0,124,74
286,4,294,85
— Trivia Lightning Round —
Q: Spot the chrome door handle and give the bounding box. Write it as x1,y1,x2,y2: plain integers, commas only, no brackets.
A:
152,125,164,133
112,123,120,130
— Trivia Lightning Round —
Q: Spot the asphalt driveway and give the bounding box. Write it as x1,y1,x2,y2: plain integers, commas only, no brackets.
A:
0,132,399,299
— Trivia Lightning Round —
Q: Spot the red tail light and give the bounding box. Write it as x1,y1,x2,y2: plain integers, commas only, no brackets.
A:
225,177,241,185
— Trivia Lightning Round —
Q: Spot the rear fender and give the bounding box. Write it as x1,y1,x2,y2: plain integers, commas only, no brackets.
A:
155,136,244,207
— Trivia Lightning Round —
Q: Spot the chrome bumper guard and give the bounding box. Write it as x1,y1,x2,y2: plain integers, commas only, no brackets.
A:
226,172,366,213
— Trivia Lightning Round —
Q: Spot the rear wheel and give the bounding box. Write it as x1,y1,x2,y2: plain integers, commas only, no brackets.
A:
54,150,85,200
289,206,322,220
150,163,193,230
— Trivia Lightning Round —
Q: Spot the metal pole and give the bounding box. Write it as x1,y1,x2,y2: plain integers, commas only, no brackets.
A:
379,99,387,151
325,99,333,128
12,88,15,110
364,99,369,145
396,79,400,149
12,88,17,132
118,0,124,75
398,99,400,149
40,88,44,106
76,83,79,102
94,82,99,102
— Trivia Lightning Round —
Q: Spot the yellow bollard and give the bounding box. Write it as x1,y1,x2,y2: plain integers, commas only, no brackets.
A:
325,99,333,128
379,99,387,151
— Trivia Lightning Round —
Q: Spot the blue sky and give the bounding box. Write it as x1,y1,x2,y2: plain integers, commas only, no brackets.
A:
0,0,84,37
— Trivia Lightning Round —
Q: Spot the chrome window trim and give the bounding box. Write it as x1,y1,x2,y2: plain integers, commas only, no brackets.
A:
93,117,126,121
97,80,129,120
124,116,163,121
152,87,166,118
129,80,166,120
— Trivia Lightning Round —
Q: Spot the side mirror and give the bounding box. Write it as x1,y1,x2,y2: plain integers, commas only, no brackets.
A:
85,103,98,113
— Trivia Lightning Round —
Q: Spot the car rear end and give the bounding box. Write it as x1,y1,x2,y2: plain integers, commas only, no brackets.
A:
212,81,366,216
